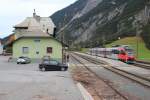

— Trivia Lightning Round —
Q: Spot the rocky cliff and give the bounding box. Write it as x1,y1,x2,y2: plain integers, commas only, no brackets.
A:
51,0,150,48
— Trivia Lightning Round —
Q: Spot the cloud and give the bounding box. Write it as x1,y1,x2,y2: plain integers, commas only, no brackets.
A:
0,0,77,38
0,0,76,16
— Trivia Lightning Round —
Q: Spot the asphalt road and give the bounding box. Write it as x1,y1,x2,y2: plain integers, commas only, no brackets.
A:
0,56,83,100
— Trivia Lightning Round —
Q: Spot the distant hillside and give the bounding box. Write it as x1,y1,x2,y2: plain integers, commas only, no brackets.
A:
2,34,15,45
51,0,150,49
51,0,88,30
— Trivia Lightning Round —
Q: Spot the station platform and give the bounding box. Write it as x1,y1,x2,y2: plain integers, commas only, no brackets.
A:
75,52,150,80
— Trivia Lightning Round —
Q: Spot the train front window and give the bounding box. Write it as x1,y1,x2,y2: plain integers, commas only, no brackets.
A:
126,49,134,56
112,50,119,54
126,49,133,52
120,50,126,55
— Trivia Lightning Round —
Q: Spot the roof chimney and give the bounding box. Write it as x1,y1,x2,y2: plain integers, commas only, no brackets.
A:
33,9,36,18
33,9,41,21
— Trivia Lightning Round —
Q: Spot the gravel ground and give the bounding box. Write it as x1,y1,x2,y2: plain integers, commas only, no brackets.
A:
69,55,126,100
0,56,83,100
74,52,150,100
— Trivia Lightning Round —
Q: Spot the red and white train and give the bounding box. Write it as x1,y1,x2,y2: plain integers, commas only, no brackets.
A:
89,45,135,63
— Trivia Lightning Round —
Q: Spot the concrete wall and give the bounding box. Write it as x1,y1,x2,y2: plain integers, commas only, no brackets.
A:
13,37,62,62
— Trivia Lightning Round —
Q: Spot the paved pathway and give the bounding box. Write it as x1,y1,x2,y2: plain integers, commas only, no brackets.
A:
0,56,83,100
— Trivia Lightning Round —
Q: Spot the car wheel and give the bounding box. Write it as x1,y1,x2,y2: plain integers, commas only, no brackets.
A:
17,62,19,64
61,67,65,71
65,68,68,71
41,67,45,72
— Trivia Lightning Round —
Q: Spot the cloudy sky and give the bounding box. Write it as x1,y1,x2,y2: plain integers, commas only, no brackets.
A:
0,0,77,38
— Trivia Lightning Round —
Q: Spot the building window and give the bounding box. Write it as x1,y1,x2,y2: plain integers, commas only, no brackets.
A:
34,39,40,42
43,25,45,30
46,29,49,33
36,51,39,54
22,47,29,54
47,47,52,53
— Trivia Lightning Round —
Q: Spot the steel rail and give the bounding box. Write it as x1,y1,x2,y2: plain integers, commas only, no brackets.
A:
74,53,150,88
133,62,150,70
85,52,150,70
70,55,103,100
70,53,129,100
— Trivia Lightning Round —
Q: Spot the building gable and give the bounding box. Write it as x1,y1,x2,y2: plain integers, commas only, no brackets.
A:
14,10,55,40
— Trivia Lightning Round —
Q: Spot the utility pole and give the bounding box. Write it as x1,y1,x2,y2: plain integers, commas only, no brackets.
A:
96,41,99,58
68,40,72,50
61,32,64,64
62,15,67,64
102,34,106,58
90,41,92,55
136,33,139,59
135,20,143,59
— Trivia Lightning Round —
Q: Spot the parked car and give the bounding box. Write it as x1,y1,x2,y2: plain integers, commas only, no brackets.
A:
39,60,68,71
17,56,31,64
42,56,50,62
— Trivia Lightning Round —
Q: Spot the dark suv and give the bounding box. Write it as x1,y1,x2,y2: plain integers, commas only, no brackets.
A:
39,59,68,71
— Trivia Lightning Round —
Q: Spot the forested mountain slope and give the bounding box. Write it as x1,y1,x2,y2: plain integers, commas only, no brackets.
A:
51,0,150,49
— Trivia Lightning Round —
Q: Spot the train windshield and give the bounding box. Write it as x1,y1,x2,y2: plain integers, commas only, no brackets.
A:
122,46,134,56
126,49,134,56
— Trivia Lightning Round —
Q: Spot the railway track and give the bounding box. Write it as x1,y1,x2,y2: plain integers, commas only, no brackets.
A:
70,56,103,100
134,61,150,70
85,52,150,70
70,53,129,100
73,53,150,88
136,60,150,64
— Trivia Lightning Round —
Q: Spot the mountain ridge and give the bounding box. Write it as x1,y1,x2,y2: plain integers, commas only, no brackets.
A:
51,0,150,49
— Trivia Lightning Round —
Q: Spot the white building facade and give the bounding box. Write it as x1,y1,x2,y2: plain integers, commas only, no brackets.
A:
0,41,3,54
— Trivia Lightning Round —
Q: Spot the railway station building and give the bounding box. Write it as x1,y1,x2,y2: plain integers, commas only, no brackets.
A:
12,11,63,62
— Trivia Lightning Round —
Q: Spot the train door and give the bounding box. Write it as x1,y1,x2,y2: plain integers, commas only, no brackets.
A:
111,49,119,60
97,48,104,57
105,48,112,58
103,48,107,58
118,50,127,62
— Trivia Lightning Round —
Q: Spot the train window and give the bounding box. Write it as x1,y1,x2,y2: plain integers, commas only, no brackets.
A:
120,50,126,55
106,51,111,55
112,50,119,54
126,49,133,52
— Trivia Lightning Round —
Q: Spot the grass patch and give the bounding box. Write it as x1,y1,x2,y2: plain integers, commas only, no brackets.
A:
106,37,150,61
80,48,89,53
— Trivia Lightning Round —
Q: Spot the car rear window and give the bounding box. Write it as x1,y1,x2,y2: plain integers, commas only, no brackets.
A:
49,61,58,65
43,60,50,64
